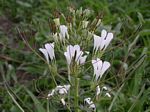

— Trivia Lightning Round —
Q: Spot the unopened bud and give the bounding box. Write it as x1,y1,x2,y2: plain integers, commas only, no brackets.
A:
61,98,66,105
96,19,101,27
53,18,60,26
82,21,89,28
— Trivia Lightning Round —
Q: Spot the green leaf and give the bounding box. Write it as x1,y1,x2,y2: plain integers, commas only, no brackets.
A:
24,87,46,112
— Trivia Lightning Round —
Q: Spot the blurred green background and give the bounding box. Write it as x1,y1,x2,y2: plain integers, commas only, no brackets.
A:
0,0,150,112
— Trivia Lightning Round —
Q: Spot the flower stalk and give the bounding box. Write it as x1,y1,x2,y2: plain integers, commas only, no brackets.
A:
74,77,79,112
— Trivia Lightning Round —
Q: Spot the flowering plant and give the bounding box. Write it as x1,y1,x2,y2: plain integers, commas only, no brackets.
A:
37,7,114,112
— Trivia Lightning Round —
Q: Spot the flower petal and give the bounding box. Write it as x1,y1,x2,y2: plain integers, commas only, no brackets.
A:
48,89,55,97
79,55,87,64
101,29,107,38
105,93,111,98
59,25,68,39
68,45,75,58
100,61,110,78
64,52,71,65
64,85,71,91
39,48,49,63
61,98,66,105
96,85,100,96
92,58,102,81
94,34,101,52
45,43,55,60
104,32,113,50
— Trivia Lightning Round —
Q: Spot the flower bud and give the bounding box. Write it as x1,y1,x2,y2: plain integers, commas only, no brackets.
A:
96,19,101,27
53,18,60,26
82,21,89,28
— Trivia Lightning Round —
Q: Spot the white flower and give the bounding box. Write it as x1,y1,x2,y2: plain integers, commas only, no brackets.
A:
102,86,108,91
48,84,71,97
47,89,55,97
93,29,113,52
92,58,110,81
84,97,91,105
96,85,100,96
55,85,71,95
39,43,55,63
64,45,88,66
105,93,111,98
84,97,96,111
47,84,70,105
59,25,69,41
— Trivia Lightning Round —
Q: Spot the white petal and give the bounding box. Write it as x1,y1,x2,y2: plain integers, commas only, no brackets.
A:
60,25,68,39
92,59,102,81
100,39,106,50
65,45,75,65
61,98,66,105
89,103,96,110
64,52,71,65
104,32,113,50
75,51,83,64
79,55,87,64
39,48,49,63
100,61,110,78
48,89,55,97
74,45,81,62
84,98,96,110
64,85,71,91
55,85,63,91
105,93,111,98
101,29,107,38
99,29,108,50
68,45,75,58
92,60,97,78
74,45,80,52
59,88,66,94
95,58,102,81
84,97,91,105
96,85,100,96
102,86,108,91
94,34,101,52
45,43,55,60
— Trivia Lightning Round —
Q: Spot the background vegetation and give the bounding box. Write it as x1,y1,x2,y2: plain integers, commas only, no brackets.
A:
0,0,150,112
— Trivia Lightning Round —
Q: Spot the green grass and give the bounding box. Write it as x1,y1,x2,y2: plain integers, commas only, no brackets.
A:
0,0,150,112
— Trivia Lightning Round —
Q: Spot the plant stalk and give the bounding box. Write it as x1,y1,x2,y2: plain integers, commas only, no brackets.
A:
75,77,79,112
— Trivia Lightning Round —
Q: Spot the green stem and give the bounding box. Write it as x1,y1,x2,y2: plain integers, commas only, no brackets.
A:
48,65,57,86
47,99,50,112
75,77,79,112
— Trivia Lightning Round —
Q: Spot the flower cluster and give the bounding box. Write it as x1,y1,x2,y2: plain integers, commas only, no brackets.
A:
84,97,96,111
92,58,110,81
52,24,69,42
47,84,70,105
94,29,113,52
64,45,88,66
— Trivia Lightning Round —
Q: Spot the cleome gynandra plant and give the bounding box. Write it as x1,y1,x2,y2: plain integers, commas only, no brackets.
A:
38,7,114,112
